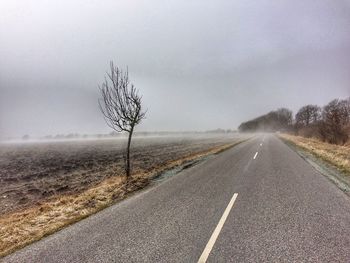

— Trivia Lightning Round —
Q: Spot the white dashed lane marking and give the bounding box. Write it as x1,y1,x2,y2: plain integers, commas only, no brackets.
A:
197,193,239,263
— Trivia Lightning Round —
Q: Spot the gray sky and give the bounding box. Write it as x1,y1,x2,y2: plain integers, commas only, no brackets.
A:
1,0,350,138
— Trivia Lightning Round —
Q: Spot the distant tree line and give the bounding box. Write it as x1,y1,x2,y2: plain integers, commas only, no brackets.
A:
238,97,350,145
238,108,293,133
295,98,350,144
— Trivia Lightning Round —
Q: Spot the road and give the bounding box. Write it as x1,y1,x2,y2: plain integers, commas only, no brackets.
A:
3,134,350,262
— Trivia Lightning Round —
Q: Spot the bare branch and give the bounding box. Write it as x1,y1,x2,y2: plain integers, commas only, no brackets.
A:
98,62,146,133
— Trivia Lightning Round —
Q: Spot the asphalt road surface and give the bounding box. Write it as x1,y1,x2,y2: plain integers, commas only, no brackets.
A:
3,134,350,262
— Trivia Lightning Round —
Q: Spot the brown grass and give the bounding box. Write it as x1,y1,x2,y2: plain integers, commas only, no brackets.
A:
0,140,244,258
279,134,350,176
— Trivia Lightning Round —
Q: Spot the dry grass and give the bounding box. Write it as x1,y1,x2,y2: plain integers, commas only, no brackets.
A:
279,134,350,176
0,140,243,258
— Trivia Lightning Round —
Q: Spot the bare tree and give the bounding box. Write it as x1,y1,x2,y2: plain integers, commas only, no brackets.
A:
295,105,321,127
320,99,349,144
276,108,293,128
98,62,146,178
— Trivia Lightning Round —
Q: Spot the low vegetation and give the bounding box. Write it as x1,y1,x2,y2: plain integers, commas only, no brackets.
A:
0,138,246,257
279,134,350,176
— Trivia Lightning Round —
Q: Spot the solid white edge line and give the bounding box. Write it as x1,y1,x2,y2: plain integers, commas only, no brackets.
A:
253,152,258,159
197,193,239,263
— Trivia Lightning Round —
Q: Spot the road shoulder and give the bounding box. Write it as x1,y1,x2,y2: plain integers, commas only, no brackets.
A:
279,136,350,196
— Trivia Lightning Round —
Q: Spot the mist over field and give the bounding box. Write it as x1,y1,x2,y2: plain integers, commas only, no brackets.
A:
2,2,350,260
1,0,350,139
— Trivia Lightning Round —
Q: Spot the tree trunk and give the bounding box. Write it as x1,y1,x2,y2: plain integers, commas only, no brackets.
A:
126,125,134,178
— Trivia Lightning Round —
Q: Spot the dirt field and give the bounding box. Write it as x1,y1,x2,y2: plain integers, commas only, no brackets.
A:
0,134,242,215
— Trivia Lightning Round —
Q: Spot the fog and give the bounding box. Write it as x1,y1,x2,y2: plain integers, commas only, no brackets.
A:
1,0,350,139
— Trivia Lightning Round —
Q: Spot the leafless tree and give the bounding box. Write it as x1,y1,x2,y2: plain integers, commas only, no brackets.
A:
339,97,350,124
276,108,293,127
98,62,146,178
295,105,321,127
320,99,349,144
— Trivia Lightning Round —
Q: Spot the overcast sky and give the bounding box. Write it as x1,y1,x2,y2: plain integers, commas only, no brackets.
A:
1,0,350,138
